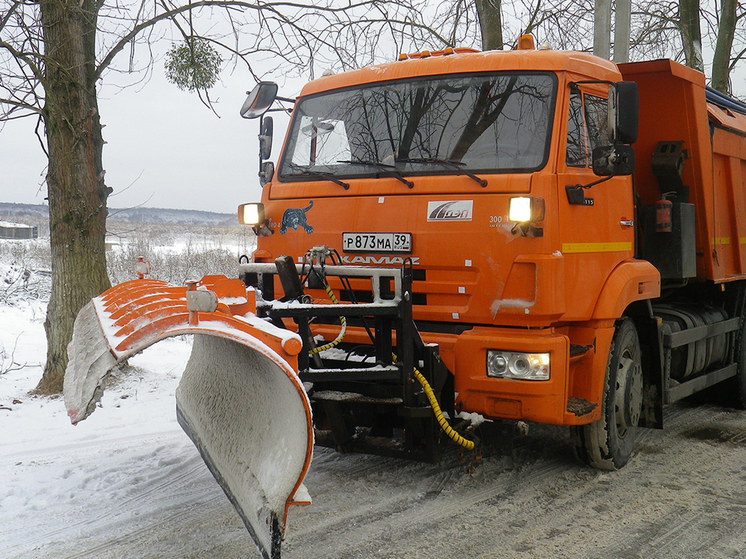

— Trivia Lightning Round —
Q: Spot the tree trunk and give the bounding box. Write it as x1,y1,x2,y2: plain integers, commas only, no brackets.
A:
36,0,111,394
679,0,705,71
712,0,737,93
475,0,503,51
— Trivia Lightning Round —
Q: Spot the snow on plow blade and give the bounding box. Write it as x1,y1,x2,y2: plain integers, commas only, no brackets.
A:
63,277,313,559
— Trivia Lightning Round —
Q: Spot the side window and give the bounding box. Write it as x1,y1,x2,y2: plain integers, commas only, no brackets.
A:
565,90,609,168
584,95,610,153
566,90,586,167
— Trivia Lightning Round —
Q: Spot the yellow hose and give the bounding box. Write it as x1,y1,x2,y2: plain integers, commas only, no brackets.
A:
309,284,347,355
412,368,475,450
391,353,475,450
308,278,472,451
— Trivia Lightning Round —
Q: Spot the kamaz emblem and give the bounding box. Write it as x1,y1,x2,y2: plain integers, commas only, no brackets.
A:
341,255,420,265
427,200,473,222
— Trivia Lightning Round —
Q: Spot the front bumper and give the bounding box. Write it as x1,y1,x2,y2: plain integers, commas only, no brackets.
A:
453,326,607,426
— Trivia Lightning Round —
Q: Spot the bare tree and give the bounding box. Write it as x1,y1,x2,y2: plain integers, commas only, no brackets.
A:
476,0,504,50
0,0,439,394
710,0,744,92
440,0,745,95
634,0,745,93
679,0,706,70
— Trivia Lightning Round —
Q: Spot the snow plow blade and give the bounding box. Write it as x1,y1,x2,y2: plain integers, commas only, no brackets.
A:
63,277,313,559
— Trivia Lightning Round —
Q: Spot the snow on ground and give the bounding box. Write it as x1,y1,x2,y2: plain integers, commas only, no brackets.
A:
5,249,746,559
0,295,199,559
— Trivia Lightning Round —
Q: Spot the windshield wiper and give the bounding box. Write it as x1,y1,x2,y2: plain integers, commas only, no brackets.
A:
396,157,488,188
338,159,414,189
287,163,350,190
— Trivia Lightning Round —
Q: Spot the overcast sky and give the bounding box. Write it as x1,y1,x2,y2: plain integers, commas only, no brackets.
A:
1,42,745,215
0,60,302,215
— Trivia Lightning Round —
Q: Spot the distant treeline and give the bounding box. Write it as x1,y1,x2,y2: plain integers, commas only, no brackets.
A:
0,202,234,227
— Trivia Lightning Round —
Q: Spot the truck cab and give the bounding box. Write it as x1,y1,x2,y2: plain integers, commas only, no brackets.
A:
238,43,746,471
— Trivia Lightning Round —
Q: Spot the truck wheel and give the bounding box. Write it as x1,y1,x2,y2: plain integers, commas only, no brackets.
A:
731,319,746,409
571,318,643,470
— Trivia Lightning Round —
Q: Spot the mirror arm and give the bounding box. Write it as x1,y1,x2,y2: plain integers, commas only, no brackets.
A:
258,114,275,186
575,175,613,191
565,176,613,206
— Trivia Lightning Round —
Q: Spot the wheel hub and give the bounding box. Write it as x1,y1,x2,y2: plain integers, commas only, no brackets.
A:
615,351,643,437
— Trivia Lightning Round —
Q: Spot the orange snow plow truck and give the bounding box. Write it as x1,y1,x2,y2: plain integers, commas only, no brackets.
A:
65,39,746,559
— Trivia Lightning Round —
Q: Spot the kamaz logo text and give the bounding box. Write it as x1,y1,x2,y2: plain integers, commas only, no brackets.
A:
427,200,473,222
341,255,420,265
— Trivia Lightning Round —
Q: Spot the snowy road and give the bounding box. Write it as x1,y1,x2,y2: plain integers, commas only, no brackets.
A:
3,299,746,559
283,402,746,559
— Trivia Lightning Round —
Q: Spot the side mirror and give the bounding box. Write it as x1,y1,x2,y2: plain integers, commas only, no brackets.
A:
609,81,638,144
240,82,278,119
259,116,273,160
259,161,275,186
592,145,635,176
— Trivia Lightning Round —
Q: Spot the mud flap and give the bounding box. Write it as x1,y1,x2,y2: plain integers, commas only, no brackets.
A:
63,278,313,559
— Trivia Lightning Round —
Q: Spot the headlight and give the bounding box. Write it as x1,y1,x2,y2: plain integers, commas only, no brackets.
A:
509,197,532,222
238,203,265,225
487,350,550,380
508,197,545,223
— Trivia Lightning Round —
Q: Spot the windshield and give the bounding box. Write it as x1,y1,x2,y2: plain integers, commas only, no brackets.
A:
278,72,556,182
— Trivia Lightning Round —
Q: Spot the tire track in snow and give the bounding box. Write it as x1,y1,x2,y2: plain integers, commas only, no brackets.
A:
18,398,746,559
57,492,228,559
284,437,573,559
283,402,746,559
2,433,216,559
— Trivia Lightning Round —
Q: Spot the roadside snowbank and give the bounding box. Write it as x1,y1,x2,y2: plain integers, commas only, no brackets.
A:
0,299,197,559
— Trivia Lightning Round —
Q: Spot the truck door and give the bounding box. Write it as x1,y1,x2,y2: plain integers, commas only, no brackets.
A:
558,84,636,320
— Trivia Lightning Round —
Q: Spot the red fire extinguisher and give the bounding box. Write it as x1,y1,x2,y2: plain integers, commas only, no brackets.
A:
656,198,672,233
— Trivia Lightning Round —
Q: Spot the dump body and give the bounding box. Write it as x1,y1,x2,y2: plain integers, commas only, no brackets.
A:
621,59,746,282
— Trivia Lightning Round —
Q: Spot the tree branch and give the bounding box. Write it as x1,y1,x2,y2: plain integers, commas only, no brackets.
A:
0,96,42,115
0,39,45,86
95,0,399,78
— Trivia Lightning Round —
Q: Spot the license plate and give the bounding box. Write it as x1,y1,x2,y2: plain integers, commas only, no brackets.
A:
343,232,412,253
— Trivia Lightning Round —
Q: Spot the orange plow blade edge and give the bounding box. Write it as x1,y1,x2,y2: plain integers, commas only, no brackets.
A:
63,277,313,559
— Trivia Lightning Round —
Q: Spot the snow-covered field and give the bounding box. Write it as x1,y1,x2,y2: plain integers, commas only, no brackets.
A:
0,235,246,558
0,292,201,558
4,238,746,559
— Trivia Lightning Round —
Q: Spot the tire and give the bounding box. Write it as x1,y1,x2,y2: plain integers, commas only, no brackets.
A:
571,318,643,470
731,318,746,409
